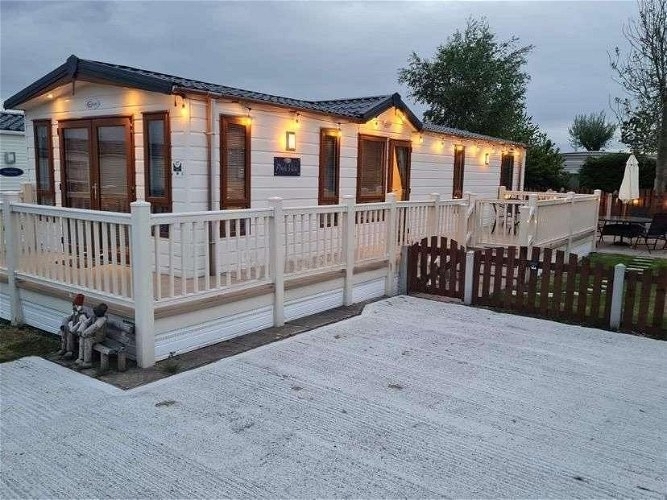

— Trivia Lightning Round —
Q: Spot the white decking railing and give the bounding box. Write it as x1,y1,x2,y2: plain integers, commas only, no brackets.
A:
1,189,600,366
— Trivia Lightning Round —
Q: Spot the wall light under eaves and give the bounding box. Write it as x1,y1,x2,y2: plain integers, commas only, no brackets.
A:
286,131,296,151
484,152,490,165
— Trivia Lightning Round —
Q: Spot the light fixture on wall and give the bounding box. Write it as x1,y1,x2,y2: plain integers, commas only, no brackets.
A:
440,137,446,148
419,134,424,145
293,112,300,127
484,152,490,165
373,117,379,129
455,144,464,152
286,131,296,151
47,93,54,99
336,122,342,137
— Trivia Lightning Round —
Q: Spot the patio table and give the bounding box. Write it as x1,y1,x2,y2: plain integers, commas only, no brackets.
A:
598,215,651,245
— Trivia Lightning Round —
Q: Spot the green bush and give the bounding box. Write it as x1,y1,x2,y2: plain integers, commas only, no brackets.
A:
579,153,656,192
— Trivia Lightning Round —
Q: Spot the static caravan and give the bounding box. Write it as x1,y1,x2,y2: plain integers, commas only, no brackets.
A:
4,55,525,215
0,111,30,193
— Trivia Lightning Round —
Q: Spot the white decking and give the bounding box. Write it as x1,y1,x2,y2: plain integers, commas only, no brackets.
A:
2,296,665,498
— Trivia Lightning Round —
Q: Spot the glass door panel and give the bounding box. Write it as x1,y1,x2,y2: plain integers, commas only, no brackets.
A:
62,127,92,209
389,141,411,201
98,125,130,212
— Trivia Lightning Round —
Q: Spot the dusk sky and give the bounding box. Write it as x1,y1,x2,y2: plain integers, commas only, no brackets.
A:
0,1,637,151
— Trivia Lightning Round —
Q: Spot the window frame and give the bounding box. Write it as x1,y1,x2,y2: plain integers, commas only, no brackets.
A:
33,120,55,205
143,111,172,210
220,115,251,210
387,139,412,201
453,145,465,199
318,128,341,205
356,134,387,204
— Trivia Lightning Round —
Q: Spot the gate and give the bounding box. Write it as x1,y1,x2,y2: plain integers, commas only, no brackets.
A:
407,237,466,299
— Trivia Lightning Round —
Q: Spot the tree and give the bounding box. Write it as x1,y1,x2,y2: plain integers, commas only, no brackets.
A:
522,131,569,191
611,0,667,192
398,17,568,191
398,17,533,140
568,112,616,151
579,153,656,192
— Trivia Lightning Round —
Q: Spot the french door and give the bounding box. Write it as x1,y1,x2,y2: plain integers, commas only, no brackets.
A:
59,117,135,212
389,140,411,201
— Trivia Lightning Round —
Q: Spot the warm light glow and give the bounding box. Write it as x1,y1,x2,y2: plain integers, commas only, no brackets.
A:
395,109,404,125
336,122,342,137
294,112,300,127
373,117,379,129
484,152,490,165
286,131,296,151
47,93,54,99
455,144,464,152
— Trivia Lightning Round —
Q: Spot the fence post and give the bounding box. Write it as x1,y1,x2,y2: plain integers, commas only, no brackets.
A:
566,191,575,254
268,197,285,326
427,193,440,236
397,245,410,295
1,192,22,326
130,201,155,368
342,195,356,306
592,189,602,250
385,193,398,296
464,250,475,305
609,263,626,330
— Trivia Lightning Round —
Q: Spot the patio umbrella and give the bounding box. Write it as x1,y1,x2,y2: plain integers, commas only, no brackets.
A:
618,154,639,215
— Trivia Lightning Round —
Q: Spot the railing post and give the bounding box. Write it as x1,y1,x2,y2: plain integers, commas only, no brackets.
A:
268,197,285,326
457,192,474,247
609,263,626,330
130,201,155,368
518,194,538,251
1,192,22,326
498,185,507,200
342,195,356,306
385,192,398,296
428,193,440,236
566,191,575,254
593,189,602,250
464,250,475,305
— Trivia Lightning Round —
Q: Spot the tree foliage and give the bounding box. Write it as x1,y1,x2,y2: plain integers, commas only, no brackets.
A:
611,0,667,192
568,112,616,151
398,17,533,140
579,153,656,192
398,17,568,191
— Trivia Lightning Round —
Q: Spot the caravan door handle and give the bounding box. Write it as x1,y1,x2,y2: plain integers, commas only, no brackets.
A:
92,183,98,199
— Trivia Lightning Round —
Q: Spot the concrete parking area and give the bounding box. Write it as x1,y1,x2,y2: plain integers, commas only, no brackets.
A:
1,296,666,498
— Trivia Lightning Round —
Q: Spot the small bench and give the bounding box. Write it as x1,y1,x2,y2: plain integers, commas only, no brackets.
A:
93,319,134,372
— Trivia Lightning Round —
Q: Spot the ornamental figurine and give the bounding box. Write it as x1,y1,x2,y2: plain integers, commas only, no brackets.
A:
75,303,109,369
58,294,86,359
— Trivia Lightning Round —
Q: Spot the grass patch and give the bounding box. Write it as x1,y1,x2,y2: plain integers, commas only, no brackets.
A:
0,320,60,363
588,252,667,270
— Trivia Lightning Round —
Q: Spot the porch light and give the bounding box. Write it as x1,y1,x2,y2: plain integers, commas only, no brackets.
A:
294,112,300,127
455,144,464,152
286,131,296,151
245,107,253,126
336,122,342,137
484,152,490,165
47,93,54,99
373,117,379,129
419,135,424,145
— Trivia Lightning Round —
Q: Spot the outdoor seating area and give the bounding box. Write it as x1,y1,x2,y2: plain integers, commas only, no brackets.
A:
597,213,667,253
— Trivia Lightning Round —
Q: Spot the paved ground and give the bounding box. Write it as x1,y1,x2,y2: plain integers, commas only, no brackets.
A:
2,296,666,498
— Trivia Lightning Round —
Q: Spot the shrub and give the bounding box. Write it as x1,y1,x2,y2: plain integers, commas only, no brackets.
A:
578,153,656,192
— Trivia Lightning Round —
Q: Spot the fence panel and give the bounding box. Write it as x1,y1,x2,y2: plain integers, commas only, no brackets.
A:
621,268,667,338
407,237,466,299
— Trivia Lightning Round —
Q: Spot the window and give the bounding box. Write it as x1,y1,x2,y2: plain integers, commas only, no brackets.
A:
220,116,251,236
33,120,55,205
453,146,465,199
319,129,340,205
143,112,171,236
357,135,386,203
500,153,514,189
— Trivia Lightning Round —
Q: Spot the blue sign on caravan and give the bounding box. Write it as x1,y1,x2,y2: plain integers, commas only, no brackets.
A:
0,167,24,177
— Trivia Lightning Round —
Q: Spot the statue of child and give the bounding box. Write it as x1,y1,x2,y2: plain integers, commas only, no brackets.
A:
58,294,86,359
75,303,108,369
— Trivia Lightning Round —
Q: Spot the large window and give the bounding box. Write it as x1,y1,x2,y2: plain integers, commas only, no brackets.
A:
33,120,55,205
500,153,514,189
453,145,465,199
357,135,386,203
319,129,340,205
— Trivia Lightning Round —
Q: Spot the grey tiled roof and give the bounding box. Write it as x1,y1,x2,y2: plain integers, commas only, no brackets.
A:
0,112,24,132
423,122,524,147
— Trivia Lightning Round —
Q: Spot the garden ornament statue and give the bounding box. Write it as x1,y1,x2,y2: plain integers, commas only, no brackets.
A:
59,294,86,359
75,303,109,369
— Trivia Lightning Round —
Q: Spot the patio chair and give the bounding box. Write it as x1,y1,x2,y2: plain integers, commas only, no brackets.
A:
633,213,667,253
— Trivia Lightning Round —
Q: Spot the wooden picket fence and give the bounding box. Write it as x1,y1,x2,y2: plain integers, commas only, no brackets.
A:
622,268,667,337
471,246,615,329
407,237,466,299
407,240,666,338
